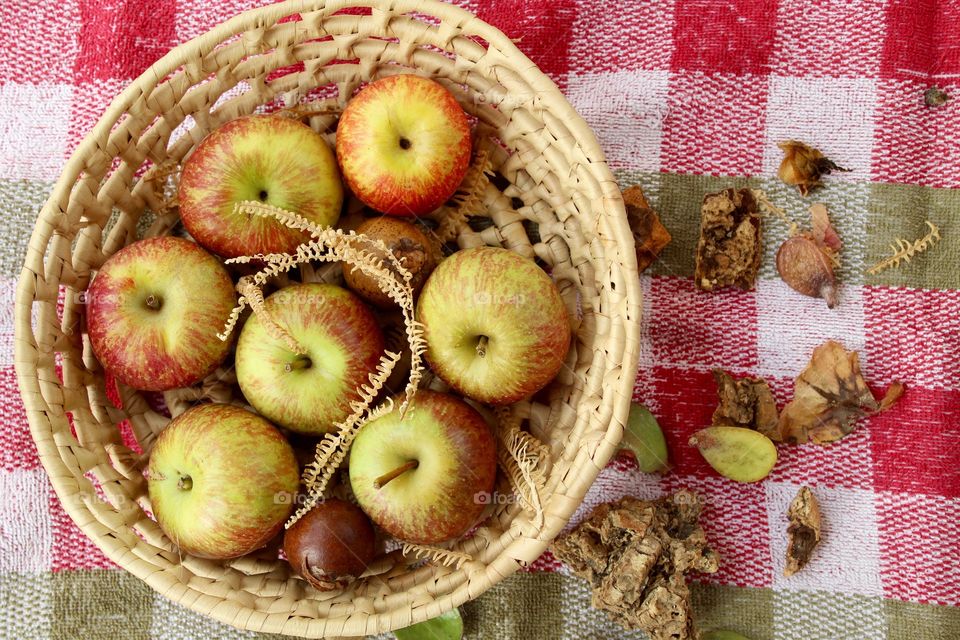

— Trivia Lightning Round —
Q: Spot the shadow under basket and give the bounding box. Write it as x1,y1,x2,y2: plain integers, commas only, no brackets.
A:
13,0,641,636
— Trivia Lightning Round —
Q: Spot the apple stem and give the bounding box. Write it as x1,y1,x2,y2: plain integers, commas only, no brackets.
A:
285,356,312,372
145,294,162,311
177,475,192,491
373,460,418,489
476,335,489,358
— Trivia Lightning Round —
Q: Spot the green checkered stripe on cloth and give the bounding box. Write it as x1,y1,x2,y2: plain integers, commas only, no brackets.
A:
2,0,960,639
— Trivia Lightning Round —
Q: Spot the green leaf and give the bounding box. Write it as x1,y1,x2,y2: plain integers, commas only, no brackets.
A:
702,631,753,640
620,403,670,473
394,608,463,640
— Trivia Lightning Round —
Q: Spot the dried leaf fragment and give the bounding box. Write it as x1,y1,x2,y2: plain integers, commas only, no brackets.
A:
779,340,905,444
695,188,761,291
712,369,782,441
785,486,822,576
623,186,672,272
776,203,840,308
689,426,778,483
551,492,719,640
778,140,850,196
620,402,670,473
924,86,951,107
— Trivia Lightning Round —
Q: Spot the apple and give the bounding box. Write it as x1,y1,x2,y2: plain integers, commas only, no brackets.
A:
349,390,497,544
178,115,343,258
235,283,385,435
416,246,571,405
336,74,471,216
283,498,376,591
146,403,300,559
86,236,236,392
343,216,440,307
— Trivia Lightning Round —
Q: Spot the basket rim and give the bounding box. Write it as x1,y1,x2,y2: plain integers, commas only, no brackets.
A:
13,0,642,636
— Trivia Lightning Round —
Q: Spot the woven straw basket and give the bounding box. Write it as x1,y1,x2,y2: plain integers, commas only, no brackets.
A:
14,0,640,636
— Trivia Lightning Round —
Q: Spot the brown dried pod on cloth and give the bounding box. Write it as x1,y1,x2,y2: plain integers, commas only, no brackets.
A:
776,203,841,308
623,185,672,272
785,486,822,577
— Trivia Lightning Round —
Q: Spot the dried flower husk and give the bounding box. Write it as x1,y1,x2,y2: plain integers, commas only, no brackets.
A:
551,492,718,640
623,186,672,272
695,188,762,291
779,340,905,444
777,140,850,196
785,486,821,577
711,369,782,441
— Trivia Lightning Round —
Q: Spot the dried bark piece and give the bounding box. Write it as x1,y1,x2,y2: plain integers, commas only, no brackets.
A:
551,492,719,640
777,140,850,196
785,486,822,576
779,340,906,444
776,203,840,308
712,369,782,441
623,185,672,272
695,188,762,291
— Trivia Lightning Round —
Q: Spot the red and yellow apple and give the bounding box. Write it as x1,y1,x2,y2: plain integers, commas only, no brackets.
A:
235,283,385,435
146,403,300,559
179,115,343,257
85,236,235,392
348,390,497,544
336,74,472,216
417,246,571,405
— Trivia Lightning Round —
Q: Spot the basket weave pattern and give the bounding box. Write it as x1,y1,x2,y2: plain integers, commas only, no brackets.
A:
14,0,640,635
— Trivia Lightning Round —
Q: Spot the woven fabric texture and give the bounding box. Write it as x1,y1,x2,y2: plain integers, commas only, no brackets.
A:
2,0,959,639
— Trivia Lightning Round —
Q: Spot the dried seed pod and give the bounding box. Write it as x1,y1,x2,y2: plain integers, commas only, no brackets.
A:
785,486,822,576
283,498,376,591
620,403,670,473
777,140,850,196
689,426,777,483
776,235,838,308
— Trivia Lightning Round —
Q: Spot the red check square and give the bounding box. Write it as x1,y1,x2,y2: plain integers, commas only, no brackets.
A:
870,387,960,499
671,0,779,75
74,0,176,82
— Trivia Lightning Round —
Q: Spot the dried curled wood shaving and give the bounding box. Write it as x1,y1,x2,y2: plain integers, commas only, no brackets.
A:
401,542,472,569
215,202,427,528
867,220,941,275
235,277,306,355
494,406,548,530
431,148,493,243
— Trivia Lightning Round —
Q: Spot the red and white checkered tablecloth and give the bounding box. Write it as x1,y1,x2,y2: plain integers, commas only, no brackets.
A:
1,1,958,639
